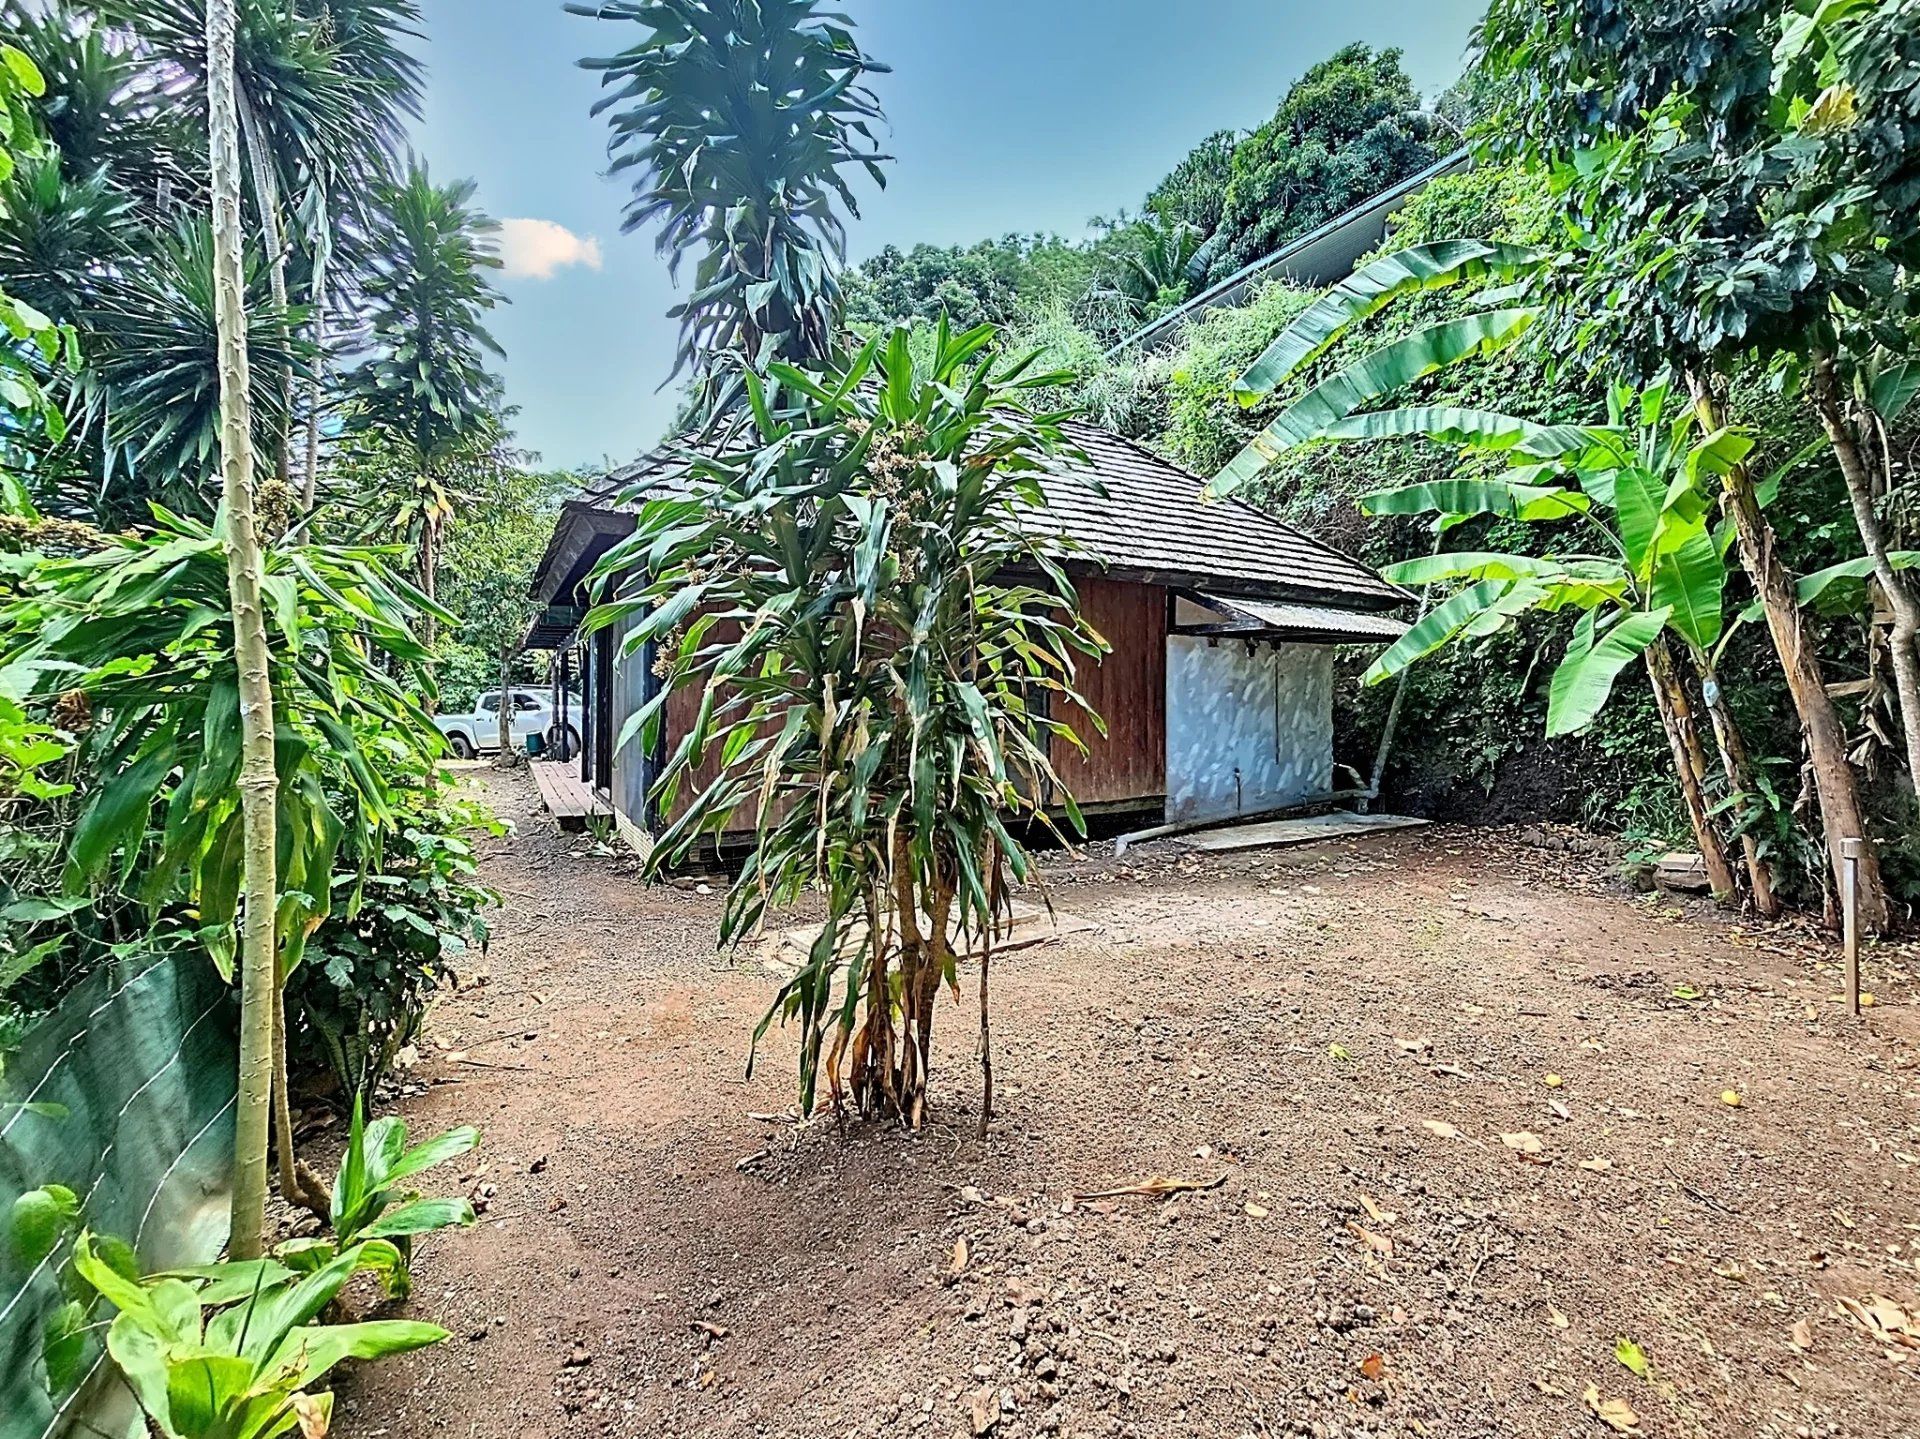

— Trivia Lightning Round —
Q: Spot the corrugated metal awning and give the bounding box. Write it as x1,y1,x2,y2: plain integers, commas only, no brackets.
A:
1182,591,1410,645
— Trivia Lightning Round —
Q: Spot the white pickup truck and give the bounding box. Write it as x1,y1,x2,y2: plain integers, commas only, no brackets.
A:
435,688,583,760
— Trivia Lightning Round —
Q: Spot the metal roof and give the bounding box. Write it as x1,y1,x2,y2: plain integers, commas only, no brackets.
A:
544,419,1404,612
1183,591,1411,644
1108,148,1472,359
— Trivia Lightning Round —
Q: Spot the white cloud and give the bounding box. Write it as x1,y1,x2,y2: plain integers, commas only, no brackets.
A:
498,218,604,280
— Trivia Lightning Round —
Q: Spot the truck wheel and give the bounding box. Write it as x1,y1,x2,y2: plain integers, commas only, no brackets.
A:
546,724,581,761
446,732,476,760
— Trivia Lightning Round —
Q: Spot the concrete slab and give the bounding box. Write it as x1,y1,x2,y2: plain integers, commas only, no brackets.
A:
1177,810,1429,854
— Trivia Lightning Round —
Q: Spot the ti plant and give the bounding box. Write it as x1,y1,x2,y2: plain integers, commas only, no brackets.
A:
277,1093,478,1299
584,322,1106,1132
72,1231,446,1439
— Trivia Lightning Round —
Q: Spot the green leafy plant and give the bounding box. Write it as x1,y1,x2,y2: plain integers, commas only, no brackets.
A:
275,1094,477,1299
585,322,1105,1131
72,1230,446,1439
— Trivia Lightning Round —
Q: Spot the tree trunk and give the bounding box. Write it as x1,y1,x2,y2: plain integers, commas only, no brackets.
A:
497,638,513,761
418,505,440,648
1689,649,1782,919
208,0,278,1262
236,91,292,494
1811,351,1920,794
301,247,330,511
272,957,328,1216
1645,639,1740,902
1688,372,1889,933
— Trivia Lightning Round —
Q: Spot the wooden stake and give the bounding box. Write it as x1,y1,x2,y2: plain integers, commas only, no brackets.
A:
1843,837,1862,1018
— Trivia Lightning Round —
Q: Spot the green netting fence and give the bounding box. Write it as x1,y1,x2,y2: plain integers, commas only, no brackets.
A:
1,952,237,1439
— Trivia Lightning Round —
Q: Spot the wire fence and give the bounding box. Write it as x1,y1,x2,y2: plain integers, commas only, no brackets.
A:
1,952,236,1439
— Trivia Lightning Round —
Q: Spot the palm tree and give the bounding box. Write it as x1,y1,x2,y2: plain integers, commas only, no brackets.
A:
344,160,505,640
204,0,278,1263
570,0,889,389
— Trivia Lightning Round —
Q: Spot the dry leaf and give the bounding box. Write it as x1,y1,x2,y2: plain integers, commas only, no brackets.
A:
1548,1302,1570,1330
1501,1130,1545,1156
1245,1201,1269,1219
1394,1037,1430,1054
1359,1193,1399,1225
1837,1293,1920,1349
1347,1221,1393,1257
692,1319,729,1341
949,1237,969,1275
1582,1384,1640,1432
291,1393,332,1439
1721,1090,1742,1107
1578,1157,1613,1173
1549,1098,1573,1121
1545,1074,1565,1089
1359,1352,1387,1382
1790,1318,1814,1352
1422,1119,1464,1140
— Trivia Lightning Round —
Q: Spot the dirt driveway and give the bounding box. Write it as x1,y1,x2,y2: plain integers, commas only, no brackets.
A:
337,770,1920,1439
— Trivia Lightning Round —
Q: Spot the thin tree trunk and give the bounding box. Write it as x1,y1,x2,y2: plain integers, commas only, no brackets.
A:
1811,351,1920,794
1688,649,1782,918
497,638,513,761
301,244,331,511
1645,639,1740,902
236,91,292,493
272,957,328,1216
1688,372,1890,933
208,0,277,1262
418,506,440,648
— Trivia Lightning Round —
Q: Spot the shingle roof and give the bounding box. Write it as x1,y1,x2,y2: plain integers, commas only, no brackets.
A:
558,420,1403,612
1040,422,1403,609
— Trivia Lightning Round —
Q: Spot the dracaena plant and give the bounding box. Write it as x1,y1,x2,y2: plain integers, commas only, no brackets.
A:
275,1094,478,1299
570,0,889,392
72,1231,446,1439
584,322,1106,1131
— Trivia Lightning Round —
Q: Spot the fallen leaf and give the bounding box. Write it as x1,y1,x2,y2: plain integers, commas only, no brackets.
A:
1501,1130,1545,1155
1583,1384,1640,1432
1790,1318,1814,1352
1347,1221,1393,1257
1836,1293,1920,1349
1394,1036,1430,1054
1614,1338,1650,1378
949,1237,969,1276
1548,1303,1570,1331
1545,1074,1565,1089
1422,1119,1465,1140
1721,1090,1742,1108
1549,1098,1572,1121
691,1320,729,1341
1244,1202,1269,1219
1578,1157,1613,1173
1359,1193,1399,1225
1579,1036,1608,1052
1672,985,1704,1001
1328,1043,1354,1062
1861,992,1877,1008
291,1393,331,1439
1359,1352,1387,1382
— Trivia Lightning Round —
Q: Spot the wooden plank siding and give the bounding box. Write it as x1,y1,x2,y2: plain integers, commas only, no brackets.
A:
1049,578,1167,807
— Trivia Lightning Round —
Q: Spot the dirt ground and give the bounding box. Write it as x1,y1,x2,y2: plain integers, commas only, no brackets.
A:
336,769,1920,1439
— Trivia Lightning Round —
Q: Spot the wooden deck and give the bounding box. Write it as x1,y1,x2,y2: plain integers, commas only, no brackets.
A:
529,762,612,832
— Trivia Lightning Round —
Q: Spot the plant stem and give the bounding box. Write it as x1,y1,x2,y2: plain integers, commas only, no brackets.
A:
1811,350,1920,795
208,0,277,1262
1644,638,1739,903
1689,371,1889,933
1688,648,1781,919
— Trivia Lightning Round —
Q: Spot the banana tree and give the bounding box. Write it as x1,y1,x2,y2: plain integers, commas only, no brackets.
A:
1213,238,1886,927
1352,383,1782,909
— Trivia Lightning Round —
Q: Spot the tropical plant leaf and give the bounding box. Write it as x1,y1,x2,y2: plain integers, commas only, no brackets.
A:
1546,610,1671,736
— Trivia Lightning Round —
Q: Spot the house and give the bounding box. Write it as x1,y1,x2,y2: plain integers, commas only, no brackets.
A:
522,420,1408,845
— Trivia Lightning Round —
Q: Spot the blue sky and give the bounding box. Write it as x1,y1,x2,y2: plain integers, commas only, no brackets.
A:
414,0,1488,473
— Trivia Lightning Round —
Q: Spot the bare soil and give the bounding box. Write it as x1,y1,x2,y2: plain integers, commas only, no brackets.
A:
337,770,1920,1439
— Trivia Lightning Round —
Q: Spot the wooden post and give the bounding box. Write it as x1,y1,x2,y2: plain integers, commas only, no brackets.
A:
1843,837,1861,1018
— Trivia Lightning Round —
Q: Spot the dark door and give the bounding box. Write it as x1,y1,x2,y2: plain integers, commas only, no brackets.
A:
591,627,614,794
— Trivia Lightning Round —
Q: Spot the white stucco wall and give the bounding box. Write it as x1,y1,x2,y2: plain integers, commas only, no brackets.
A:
1165,636,1333,823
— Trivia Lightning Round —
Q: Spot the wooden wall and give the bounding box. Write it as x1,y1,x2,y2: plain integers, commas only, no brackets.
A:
1051,578,1167,806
